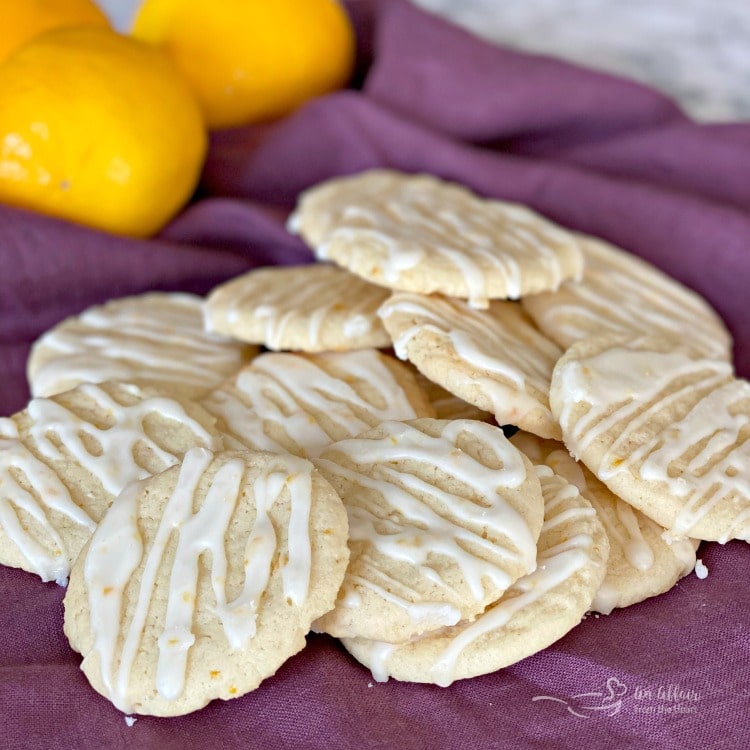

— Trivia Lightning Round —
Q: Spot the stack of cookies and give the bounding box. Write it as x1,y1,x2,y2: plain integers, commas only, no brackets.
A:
0,169,746,716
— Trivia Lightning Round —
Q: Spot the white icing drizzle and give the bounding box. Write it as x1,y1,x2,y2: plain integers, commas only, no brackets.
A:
0,434,95,583
203,351,419,459
518,439,699,614
365,467,597,686
255,303,322,350
347,572,462,630
556,342,750,541
590,581,622,615
215,266,386,350
367,641,397,683
379,294,561,430
524,237,731,360
84,479,144,703
85,448,315,711
0,418,20,438
544,448,654,571
27,384,220,497
342,314,372,339
301,171,582,308
315,420,537,623
31,293,246,397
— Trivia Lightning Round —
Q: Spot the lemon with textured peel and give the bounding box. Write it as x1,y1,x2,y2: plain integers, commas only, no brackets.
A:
0,26,207,237
132,0,356,129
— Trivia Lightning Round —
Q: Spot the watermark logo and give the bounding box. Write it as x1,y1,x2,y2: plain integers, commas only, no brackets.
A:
533,677,627,718
532,677,701,718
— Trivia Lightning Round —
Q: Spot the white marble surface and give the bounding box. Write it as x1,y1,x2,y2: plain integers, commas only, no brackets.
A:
414,0,750,121
96,0,750,121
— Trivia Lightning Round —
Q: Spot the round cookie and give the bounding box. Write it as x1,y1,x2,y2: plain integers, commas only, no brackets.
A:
204,263,392,351
63,447,349,716
550,333,750,543
512,432,698,614
341,465,609,685
201,349,434,459
379,292,563,438
521,234,732,361
313,418,545,643
287,169,585,308
0,381,222,584
27,292,255,399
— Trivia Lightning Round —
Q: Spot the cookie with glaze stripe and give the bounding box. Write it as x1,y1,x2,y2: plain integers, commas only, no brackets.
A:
27,292,254,399
522,235,732,361
288,169,584,308
378,292,563,439
0,382,222,584
204,264,392,352
63,447,349,716
340,465,608,685
550,333,750,543
511,432,698,614
313,418,544,643
201,349,434,459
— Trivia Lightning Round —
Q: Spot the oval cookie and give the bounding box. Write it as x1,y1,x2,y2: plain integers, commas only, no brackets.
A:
550,333,750,543
522,235,732,361
27,292,254,399
201,349,434,459
0,382,222,583
63,447,349,716
379,292,562,438
204,264,392,351
288,170,585,308
341,465,609,685
512,432,698,614
313,419,544,643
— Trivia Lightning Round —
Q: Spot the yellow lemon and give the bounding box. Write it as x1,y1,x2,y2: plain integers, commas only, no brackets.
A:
132,0,356,129
0,26,207,237
0,0,110,62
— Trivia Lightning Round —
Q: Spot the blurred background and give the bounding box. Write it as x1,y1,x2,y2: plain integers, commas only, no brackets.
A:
96,0,750,122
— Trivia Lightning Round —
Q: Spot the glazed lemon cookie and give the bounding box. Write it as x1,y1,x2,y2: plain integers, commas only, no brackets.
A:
0,381,222,584
204,264,392,351
288,170,585,308
64,447,349,716
550,333,750,543
522,235,732,361
313,419,544,643
341,465,609,685
511,432,698,614
379,292,563,438
201,349,433,459
27,292,254,399
410,370,494,422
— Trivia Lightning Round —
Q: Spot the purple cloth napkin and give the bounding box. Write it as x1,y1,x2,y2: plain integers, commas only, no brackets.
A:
1,2,748,748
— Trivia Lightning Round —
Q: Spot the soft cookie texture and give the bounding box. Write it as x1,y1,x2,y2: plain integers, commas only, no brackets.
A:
522,235,732,361
27,292,254,399
63,447,349,717
313,419,545,643
409,369,494,423
0,382,222,584
341,465,609,685
550,333,750,543
204,264,392,351
512,432,698,614
288,170,585,308
201,349,434,459
379,292,563,438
